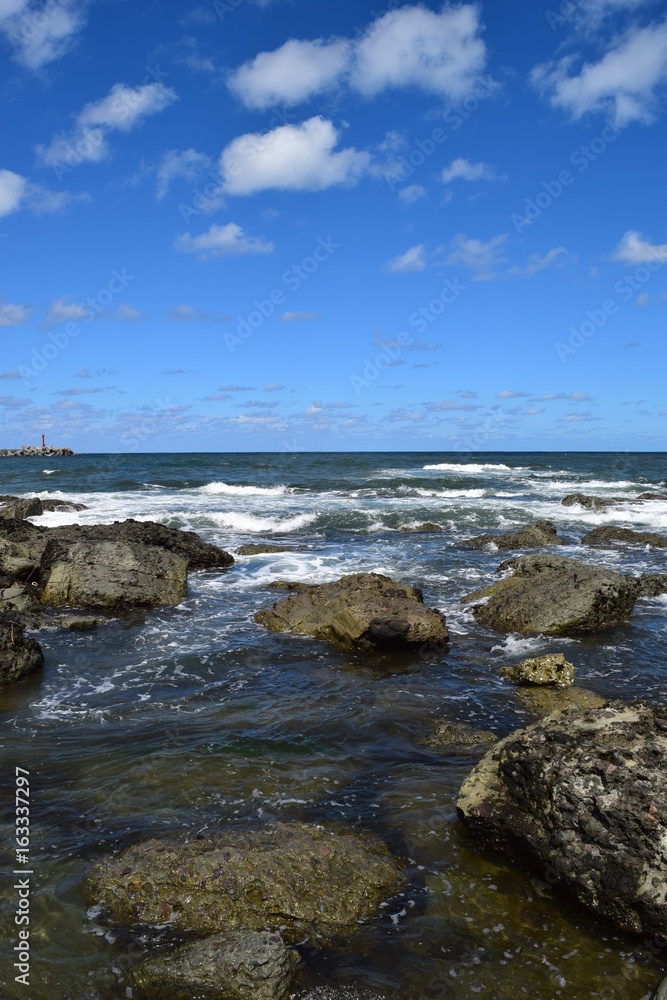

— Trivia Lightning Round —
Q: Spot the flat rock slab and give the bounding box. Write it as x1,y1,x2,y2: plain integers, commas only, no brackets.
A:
583,526,667,549
130,931,299,1000
426,721,497,750
462,519,564,551
255,572,449,651
236,544,292,556
0,616,43,686
461,554,639,635
517,685,607,718
85,822,403,945
457,702,667,936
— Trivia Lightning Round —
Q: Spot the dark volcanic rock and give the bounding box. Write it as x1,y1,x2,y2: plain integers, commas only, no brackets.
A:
457,702,667,936
236,543,292,556
0,518,47,578
639,575,667,598
0,496,44,519
582,526,667,549
0,616,43,686
255,572,449,651
399,522,444,533
41,499,88,512
85,822,403,945
130,931,300,1000
462,519,564,551
561,493,626,510
461,554,639,635
637,493,667,501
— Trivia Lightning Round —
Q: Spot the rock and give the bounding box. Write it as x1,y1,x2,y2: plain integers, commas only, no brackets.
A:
500,653,575,687
461,554,639,635
637,493,667,501
426,720,497,750
582,526,667,549
267,581,308,592
0,616,43,686
462,519,564,551
40,499,88,512
130,931,300,1000
457,702,667,936
39,539,188,611
399,522,443,533
236,544,292,556
517,685,607,718
0,496,44,519
85,822,403,945
561,493,625,510
255,572,449,651
0,517,47,578
58,615,109,631
0,445,76,458
0,582,40,615
639,575,667,598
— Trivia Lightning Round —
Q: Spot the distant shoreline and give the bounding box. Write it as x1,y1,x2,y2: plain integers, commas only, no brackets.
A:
0,447,77,458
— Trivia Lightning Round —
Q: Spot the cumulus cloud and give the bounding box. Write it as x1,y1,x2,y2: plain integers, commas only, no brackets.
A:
444,232,508,279
228,4,490,109
0,298,31,327
613,230,667,263
509,246,570,276
441,158,499,183
45,297,89,324
386,244,426,273
0,168,86,217
220,117,370,195
156,148,214,199
531,20,667,125
37,82,178,167
166,305,232,322
174,222,274,257
278,312,322,322
496,389,529,398
0,169,27,216
398,184,426,204
532,392,592,401
0,0,86,70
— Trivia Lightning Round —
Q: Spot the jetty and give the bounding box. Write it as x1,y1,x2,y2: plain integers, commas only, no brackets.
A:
0,444,77,458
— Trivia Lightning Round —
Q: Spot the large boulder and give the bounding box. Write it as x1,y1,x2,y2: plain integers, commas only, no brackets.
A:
462,519,564,551
85,822,403,945
561,493,625,510
582,526,667,549
0,518,47,578
130,931,299,1000
640,575,667,598
0,616,43,686
461,554,639,635
457,702,667,936
0,496,43,519
500,652,575,687
39,539,188,611
255,572,449,651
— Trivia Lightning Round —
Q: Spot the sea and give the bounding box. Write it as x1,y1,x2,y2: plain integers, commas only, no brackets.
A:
1,451,666,999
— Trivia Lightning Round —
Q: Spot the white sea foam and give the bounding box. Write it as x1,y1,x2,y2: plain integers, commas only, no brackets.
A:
423,462,516,473
210,511,317,533
199,481,289,496
43,469,56,474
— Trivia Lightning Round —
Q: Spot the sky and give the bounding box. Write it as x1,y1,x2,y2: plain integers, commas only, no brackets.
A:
1,0,666,453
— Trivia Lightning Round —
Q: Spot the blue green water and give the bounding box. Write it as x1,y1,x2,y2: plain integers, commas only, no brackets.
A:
1,452,666,998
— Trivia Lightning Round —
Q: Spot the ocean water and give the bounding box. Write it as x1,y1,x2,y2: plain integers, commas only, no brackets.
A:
1,451,666,999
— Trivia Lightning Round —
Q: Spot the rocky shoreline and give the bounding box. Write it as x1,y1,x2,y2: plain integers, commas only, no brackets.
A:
1,489,666,998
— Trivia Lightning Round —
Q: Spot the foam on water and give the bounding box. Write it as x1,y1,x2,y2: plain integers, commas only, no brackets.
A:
423,462,516,473
209,510,318,533
198,481,290,496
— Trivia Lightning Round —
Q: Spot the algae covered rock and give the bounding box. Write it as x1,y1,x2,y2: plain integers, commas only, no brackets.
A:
0,616,43,686
236,544,292,556
582,526,667,549
500,653,575,687
399,522,443,533
0,517,47,578
426,720,497,750
461,554,639,635
457,702,667,935
0,496,44,519
85,821,403,944
130,931,300,1000
639,575,667,598
517,685,606,718
561,493,624,510
255,572,449,651
462,519,564,551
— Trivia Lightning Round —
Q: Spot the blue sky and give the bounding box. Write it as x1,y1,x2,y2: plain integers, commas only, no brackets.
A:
1,0,666,452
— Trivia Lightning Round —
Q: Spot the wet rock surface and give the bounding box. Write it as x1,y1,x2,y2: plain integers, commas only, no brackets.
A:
500,652,575,687
582,525,667,549
0,494,88,518
516,685,607,718
399,522,444,532
462,519,565,551
462,554,639,635
0,615,43,686
130,930,300,1000
236,543,292,555
425,720,497,750
457,702,667,935
85,822,403,944
561,493,625,510
640,575,667,598
255,572,449,651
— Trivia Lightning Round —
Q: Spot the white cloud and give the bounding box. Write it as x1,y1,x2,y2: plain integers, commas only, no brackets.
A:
574,0,656,29
156,148,213,199
636,292,650,306
496,389,529,398
441,157,498,183
228,4,490,109
509,246,569,276
0,0,86,70
174,222,274,257
613,230,667,263
228,38,351,109
444,232,508,278
398,183,426,204
37,82,178,167
220,116,370,195
532,20,667,125
113,305,144,321
45,297,88,323
386,244,426,273
0,169,27,216
0,298,31,327
166,305,231,322
278,312,322,322
0,168,89,216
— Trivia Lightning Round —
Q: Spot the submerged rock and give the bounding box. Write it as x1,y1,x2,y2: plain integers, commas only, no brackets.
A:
517,685,606,718
561,493,625,510
0,616,43,686
457,702,667,936
0,495,88,519
426,720,497,750
236,544,292,556
85,822,403,945
637,493,667,502
399,522,444,533
39,539,188,612
255,572,449,651
500,652,575,687
582,525,667,549
130,931,300,1000
461,554,639,635
462,519,564,551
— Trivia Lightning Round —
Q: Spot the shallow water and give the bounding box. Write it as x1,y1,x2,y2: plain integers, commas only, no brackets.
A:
1,451,666,999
